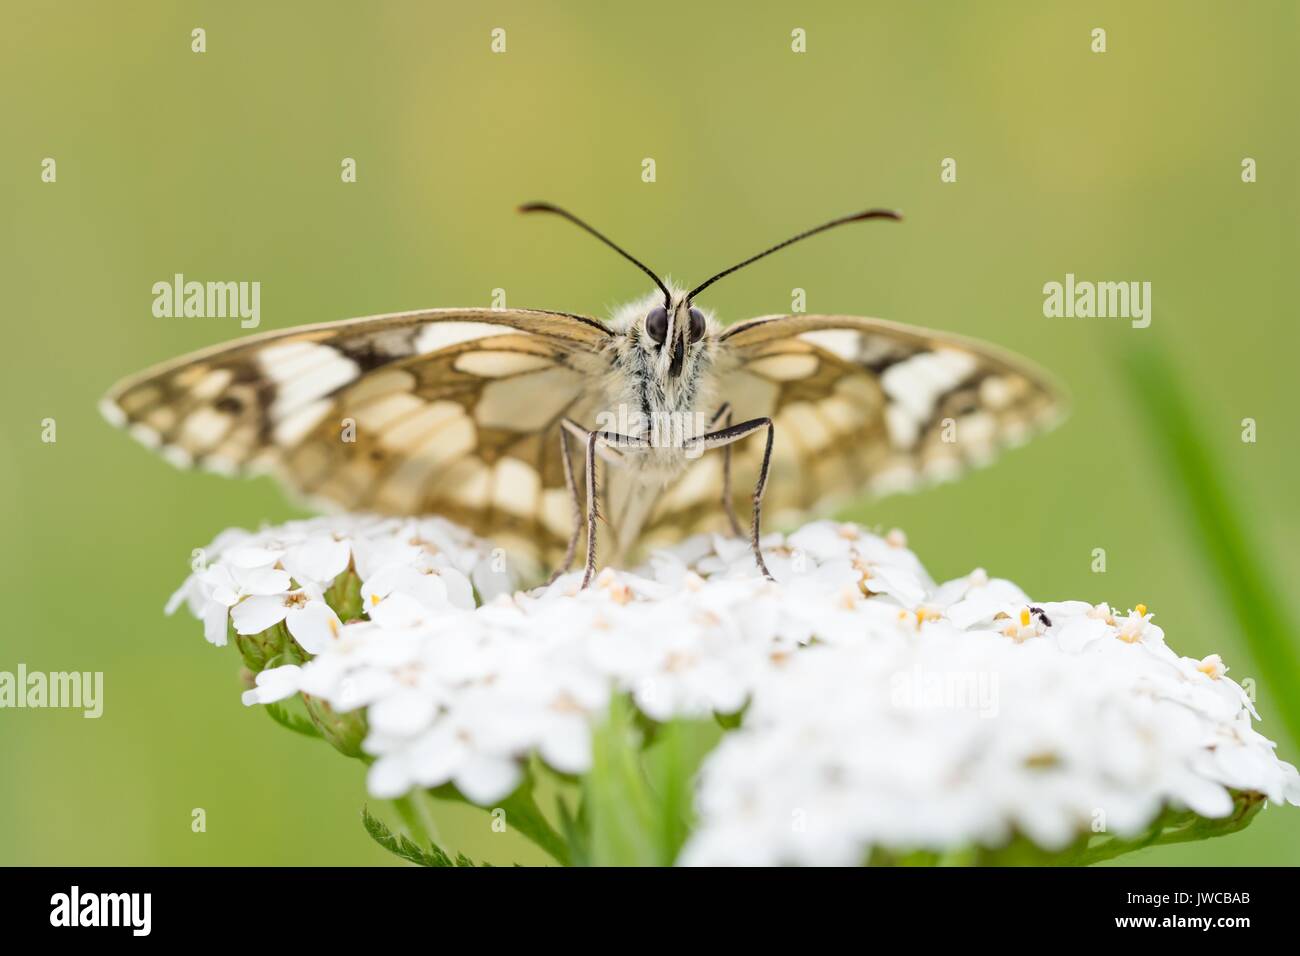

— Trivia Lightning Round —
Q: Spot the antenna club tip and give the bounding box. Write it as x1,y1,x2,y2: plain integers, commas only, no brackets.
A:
854,208,903,222
517,202,549,214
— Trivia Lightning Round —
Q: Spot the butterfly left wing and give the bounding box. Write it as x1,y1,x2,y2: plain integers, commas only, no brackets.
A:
101,308,613,572
636,314,1065,551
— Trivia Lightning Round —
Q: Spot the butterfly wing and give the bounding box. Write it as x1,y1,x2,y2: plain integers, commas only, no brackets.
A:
101,308,613,571
637,314,1065,550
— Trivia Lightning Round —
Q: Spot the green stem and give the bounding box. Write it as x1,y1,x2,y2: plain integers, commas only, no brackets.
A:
390,794,433,849
499,786,572,866
427,779,572,866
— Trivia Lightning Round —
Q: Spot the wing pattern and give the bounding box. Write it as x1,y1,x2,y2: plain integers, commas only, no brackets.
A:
101,309,613,571
104,308,1064,572
636,314,1064,550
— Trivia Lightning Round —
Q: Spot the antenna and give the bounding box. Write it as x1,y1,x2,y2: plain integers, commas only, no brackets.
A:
518,202,672,307
686,208,902,301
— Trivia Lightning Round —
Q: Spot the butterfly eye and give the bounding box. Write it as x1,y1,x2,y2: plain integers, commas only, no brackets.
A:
646,307,668,344
688,307,706,340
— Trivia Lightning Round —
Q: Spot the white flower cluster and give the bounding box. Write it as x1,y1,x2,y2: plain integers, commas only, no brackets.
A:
167,514,513,650
172,515,1300,861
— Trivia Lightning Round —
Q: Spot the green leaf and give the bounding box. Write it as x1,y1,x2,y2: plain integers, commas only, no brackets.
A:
713,708,745,730
555,794,589,867
580,698,727,866
361,805,483,867
642,717,722,864
584,696,661,866
264,700,323,739
424,774,570,865
1059,792,1265,866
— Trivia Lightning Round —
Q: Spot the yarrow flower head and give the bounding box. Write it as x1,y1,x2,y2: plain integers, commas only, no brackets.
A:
172,514,1300,866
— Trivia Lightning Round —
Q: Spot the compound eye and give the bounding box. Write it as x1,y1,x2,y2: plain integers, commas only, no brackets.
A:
646,306,668,344
688,307,706,340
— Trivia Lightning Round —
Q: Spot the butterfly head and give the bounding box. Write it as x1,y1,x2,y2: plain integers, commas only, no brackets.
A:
608,285,717,398
643,294,710,380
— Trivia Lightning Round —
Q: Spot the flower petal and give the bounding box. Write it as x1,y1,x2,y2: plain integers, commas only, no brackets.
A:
241,665,303,705
231,595,289,635
286,601,342,655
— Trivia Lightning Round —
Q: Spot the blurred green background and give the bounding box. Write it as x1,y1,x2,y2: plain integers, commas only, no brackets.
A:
2,1,1296,865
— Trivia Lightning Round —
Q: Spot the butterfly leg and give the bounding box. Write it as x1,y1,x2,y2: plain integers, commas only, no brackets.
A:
546,427,582,585
686,417,776,581
560,419,651,589
707,402,743,537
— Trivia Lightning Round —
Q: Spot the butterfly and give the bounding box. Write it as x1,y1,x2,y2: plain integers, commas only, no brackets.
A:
101,203,1064,586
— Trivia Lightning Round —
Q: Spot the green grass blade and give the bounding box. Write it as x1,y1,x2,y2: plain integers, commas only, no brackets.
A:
1119,345,1300,749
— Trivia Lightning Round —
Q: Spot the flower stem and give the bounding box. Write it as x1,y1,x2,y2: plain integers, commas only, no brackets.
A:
426,779,572,866
390,794,434,849
498,786,572,866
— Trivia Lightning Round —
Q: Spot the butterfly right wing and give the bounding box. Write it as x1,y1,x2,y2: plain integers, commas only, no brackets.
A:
637,314,1065,550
